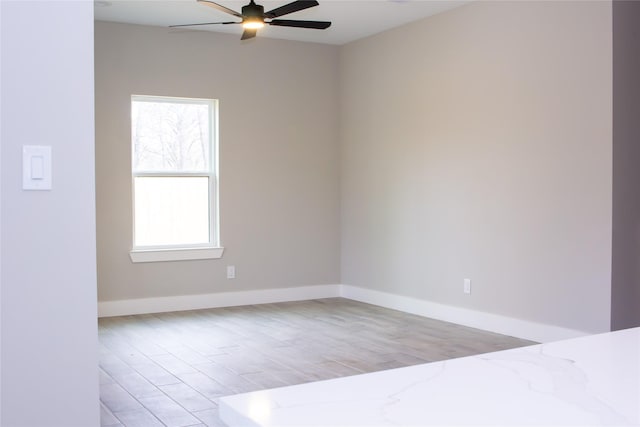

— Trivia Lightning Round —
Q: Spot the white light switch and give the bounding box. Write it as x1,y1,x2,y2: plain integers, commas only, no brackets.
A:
23,145,52,190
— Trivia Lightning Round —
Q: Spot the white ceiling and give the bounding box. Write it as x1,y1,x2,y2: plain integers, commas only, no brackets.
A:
94,0,467,45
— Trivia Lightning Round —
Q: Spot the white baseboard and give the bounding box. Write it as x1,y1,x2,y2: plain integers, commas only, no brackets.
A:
98,284,342,318
98,283,590,343
340,285,589,343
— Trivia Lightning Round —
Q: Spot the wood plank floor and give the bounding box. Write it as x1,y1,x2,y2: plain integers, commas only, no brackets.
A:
99,298,535,427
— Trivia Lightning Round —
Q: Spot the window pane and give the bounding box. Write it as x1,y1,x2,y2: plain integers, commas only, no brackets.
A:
132,99,211,173
134,177,210,247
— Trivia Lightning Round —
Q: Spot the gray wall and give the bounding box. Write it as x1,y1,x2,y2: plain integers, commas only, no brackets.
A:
339,1,613,333
95,23,341,302
96,2,618,335
612,0,640,330
1,1,99,425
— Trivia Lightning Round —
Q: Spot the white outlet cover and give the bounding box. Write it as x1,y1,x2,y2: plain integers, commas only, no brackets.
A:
227,265,236,279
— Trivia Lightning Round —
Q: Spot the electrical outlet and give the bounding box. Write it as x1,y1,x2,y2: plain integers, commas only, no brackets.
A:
464,278,471,294
227,265,236,279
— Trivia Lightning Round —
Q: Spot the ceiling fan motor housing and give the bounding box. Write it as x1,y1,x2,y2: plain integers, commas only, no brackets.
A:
243,1,265,20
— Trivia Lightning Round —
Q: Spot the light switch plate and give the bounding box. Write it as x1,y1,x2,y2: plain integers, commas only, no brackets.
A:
23,145,52,190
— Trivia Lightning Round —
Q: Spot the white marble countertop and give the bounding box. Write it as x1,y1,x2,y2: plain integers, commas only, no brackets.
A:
219,327,640,426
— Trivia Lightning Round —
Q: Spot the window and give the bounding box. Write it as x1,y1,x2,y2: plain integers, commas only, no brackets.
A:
129,95,223,263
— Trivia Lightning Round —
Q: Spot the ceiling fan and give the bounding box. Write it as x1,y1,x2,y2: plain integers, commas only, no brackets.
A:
170,0,332,40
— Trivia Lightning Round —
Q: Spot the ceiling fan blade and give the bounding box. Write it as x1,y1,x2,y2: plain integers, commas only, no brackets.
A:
241,28,258,40
169,21,240,28
264,0,319,18
268,19,331,29
197,0,243,18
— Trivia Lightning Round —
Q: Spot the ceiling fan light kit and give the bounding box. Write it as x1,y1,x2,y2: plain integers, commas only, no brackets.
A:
241,1,265,29
243,17,265,30
170,0,332,40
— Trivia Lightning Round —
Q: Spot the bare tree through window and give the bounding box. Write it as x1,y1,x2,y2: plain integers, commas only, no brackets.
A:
132,100,210,172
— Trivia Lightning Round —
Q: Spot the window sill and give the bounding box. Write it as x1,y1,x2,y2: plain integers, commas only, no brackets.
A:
130,247,224,263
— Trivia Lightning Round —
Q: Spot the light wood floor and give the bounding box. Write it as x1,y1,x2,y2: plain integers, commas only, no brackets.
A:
99,298,535,427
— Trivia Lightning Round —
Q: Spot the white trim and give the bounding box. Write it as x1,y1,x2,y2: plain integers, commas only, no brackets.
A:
131,95,220,252
98,283,592,343
339,285,590,343
98,284,341,317
129,246,224,263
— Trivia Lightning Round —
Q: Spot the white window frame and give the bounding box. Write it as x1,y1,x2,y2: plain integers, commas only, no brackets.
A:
129,95,223,263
